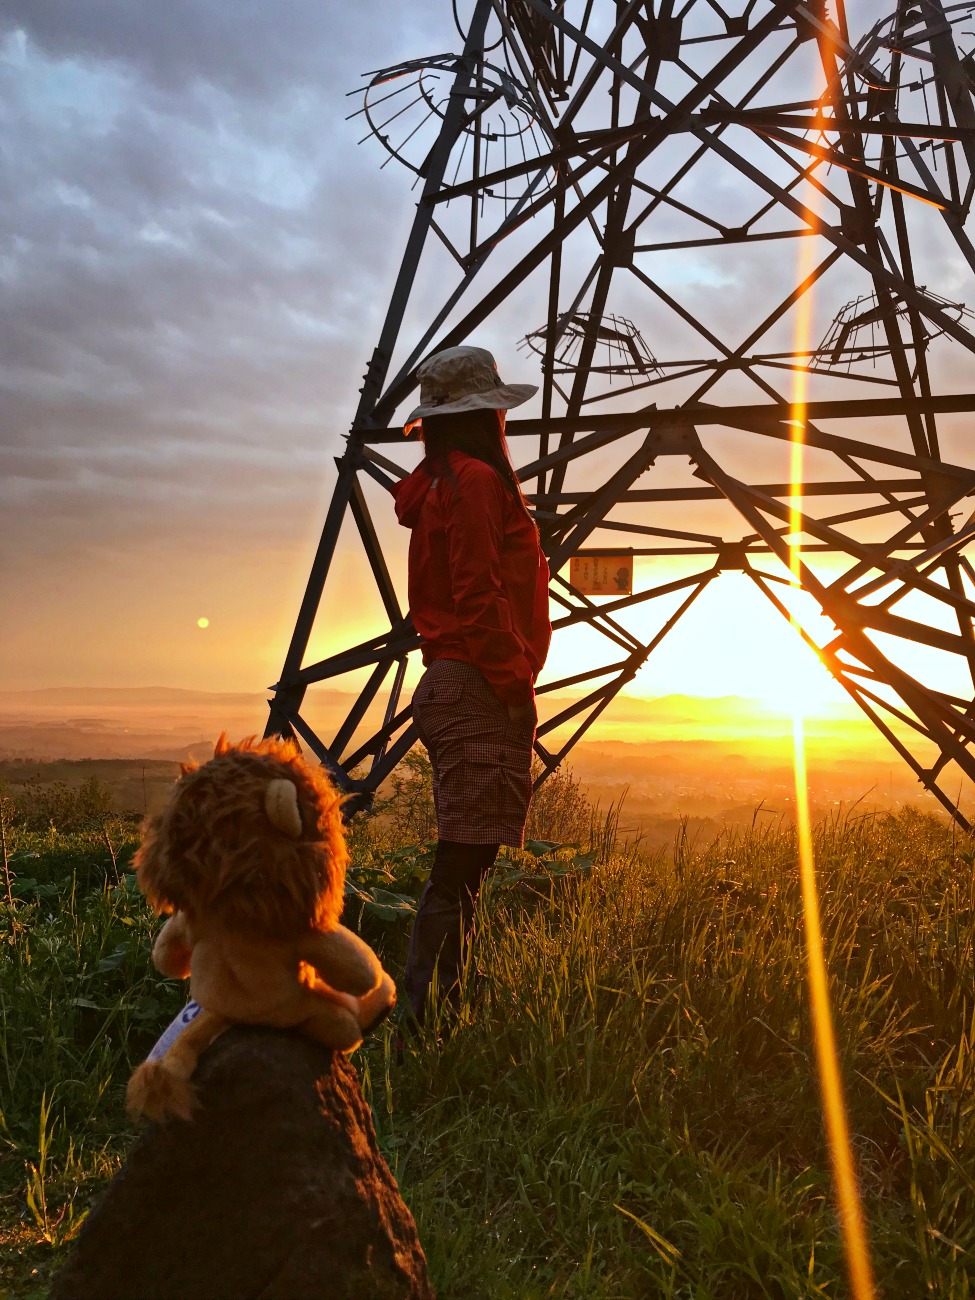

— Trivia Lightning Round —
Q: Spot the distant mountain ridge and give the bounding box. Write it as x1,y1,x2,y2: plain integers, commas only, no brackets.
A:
0,686,279,707
0,681,872,763
0,684,942,828
0,684,854,715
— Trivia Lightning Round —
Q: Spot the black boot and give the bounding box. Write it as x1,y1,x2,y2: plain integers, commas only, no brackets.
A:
403,839,498,1028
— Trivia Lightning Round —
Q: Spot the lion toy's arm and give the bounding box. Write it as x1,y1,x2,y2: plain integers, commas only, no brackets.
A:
298,925,396,1038
152,912,194,980
298,924,382,995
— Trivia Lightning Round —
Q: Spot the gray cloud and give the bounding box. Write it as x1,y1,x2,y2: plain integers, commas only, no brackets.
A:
0,4,466,693
0,4,454,563
0,1,442,99
4,0,975,692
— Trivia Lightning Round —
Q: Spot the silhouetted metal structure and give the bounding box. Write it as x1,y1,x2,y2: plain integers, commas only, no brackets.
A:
267,0,975,827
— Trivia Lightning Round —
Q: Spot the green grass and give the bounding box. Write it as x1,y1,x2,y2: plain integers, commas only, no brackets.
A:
372,808,975,1298
1,776,974,1297
0,814,184,1296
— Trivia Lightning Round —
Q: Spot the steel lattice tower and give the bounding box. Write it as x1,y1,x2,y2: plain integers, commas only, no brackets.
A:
266,0,975,827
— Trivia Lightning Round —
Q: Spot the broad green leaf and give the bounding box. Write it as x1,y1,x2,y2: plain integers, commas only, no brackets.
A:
12,878,60,901
96,945,129,973
523,839,573,857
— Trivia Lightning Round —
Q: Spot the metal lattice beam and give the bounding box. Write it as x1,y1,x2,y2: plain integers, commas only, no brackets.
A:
268,0,975,826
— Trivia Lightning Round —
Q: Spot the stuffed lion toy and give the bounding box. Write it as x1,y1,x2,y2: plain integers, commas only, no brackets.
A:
127,734,395,1123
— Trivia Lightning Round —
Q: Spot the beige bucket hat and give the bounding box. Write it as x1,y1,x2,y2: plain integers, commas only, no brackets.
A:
403,345,538,434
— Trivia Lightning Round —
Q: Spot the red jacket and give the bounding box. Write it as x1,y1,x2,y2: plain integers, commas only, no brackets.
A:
393,451,551,706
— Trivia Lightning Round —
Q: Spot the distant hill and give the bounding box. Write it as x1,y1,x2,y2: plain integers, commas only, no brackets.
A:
0,686,277,760
0,681,895,762
0,684,949,831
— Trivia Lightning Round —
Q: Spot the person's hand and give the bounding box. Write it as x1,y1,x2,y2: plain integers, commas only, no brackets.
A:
506,700,535,727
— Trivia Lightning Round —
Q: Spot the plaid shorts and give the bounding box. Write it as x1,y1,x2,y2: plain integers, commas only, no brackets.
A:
411,659,536,847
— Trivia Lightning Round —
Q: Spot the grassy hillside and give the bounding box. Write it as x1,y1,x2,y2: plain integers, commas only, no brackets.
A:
0,769,973,1297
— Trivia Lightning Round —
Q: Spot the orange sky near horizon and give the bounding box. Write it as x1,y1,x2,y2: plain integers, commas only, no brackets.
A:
9,512,965,729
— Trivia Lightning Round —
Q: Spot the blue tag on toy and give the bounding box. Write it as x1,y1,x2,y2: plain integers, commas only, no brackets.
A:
148,1001,202,1061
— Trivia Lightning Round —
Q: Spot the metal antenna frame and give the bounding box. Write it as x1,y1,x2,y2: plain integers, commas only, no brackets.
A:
267,0,975,828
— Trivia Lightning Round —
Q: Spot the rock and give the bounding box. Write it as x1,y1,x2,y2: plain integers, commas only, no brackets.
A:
51,1027,435,1300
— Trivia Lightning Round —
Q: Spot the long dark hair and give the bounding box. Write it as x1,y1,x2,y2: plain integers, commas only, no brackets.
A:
422,408,531,513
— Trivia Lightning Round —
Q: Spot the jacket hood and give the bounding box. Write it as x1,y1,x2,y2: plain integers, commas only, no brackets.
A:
392,463,434,529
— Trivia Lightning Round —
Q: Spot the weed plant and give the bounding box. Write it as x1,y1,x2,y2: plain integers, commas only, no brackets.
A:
374,806,975,1298
0,767,973,1297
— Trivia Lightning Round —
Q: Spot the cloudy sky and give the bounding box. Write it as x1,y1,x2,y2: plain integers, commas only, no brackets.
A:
3,0,971,710
0,1,463,691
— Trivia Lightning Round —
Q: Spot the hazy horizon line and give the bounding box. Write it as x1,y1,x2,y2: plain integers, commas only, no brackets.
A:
0,682,853,708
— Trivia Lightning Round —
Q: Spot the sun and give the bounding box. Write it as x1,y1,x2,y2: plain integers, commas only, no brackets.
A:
752,637,842,717
197,617,210,629
554,569,851,717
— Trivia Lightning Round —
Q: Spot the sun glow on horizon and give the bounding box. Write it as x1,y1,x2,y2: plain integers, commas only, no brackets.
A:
541,567,851,717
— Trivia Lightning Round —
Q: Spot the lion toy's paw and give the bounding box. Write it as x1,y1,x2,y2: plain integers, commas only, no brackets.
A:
359,972,397,1036
127,1060,198,1124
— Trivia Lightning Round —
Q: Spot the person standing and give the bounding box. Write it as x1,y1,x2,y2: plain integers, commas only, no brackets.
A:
392,345,551,1028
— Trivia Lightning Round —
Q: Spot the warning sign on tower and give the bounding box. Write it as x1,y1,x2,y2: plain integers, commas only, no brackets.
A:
569,554,634,596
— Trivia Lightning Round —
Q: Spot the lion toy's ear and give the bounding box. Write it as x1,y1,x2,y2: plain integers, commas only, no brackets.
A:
265,779,302,839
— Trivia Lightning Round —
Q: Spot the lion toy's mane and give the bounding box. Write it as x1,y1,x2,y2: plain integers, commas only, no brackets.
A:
135,733,347,940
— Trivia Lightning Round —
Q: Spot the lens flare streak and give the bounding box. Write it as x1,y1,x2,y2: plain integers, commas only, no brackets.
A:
789,97,877,1300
